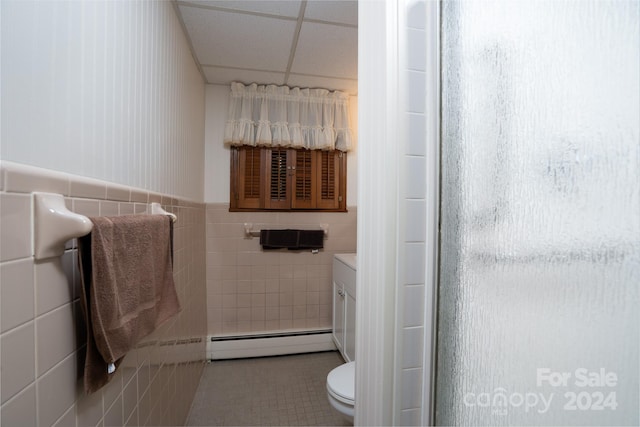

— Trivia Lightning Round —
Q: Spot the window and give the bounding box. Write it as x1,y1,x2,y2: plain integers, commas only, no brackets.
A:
230,146,347,212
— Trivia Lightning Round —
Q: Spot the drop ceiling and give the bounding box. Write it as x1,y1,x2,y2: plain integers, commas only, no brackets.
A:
175,0,358,95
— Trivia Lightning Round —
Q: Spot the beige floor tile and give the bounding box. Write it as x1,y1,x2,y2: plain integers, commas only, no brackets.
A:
187,351,351,426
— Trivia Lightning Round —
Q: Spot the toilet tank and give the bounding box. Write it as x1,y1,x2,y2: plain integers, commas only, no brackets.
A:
333,253,357,362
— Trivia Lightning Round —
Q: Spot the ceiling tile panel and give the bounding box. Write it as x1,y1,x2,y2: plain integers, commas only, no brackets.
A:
290,22,357,79
177,1,358,94
181,1,302,18
179,5,296,71
203,66,286,87
304,0,357,26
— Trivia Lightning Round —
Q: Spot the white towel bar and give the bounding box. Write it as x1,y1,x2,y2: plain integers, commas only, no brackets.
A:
243,222,329,238
33,193,178,260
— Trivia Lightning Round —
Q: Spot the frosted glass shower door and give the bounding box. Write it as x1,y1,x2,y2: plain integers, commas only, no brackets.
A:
436,1,639,426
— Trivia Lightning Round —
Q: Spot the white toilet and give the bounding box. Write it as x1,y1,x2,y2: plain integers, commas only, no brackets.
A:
327,253,357,422
327,360,355,420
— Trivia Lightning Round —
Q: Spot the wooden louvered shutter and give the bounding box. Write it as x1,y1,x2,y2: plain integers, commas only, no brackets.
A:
232,146,263,209
230,146,346,212
315,150,343,209
292,149,314,209
265,148,290,209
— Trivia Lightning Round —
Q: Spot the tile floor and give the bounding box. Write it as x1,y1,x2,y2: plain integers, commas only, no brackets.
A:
187,351,352,426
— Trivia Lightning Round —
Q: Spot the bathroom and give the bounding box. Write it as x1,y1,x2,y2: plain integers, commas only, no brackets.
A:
1,1,638,427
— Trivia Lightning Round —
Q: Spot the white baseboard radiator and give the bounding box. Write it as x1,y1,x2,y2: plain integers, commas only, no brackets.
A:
208,329,337,360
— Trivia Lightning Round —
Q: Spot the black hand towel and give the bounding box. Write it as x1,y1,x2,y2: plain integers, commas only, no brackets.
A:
260,229,299,249
260,229,324,250
297,230,324,249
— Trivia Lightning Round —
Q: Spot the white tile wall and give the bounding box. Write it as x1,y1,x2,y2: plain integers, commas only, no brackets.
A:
406,156,428,200
0,162,208,426
36,303,76,375
0,385,37,426
1,322,36,404
53,406,76,427
407,28,427,71
406,71,427,113
400,368,423,410
0,259,35,333
406,0,426,29
403,285,425,327
35,259,73,316
405,200,427,242
75,386,103,427
402,327,424,368
104,395,123,427
407,113,427,156
397,0,429,424
37,354,77,427
2,163,70,195
404,243,426,284
400,408,422,426
206,204,357,336
0,193,32,262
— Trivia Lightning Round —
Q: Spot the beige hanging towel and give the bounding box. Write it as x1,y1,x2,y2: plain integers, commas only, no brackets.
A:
78,214,180,393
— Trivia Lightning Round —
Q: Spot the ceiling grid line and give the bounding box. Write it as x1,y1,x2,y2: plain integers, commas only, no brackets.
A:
284,1,308,86
201,64,284,74
177,1,299,22
176,0,357,94
303,18,356,29
289,71,358,81
171,0,208,84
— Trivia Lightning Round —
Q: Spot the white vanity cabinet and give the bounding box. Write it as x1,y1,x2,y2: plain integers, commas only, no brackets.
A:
332,253,356,363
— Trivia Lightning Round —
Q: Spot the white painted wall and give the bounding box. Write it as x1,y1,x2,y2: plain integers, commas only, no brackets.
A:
203,84,358,205
204,85,231,202
1,1,205,201
347,94,359,206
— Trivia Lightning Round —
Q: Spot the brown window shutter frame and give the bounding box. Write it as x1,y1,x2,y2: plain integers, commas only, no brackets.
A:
315,150,342,210
233,146,263,209
229,146,347,212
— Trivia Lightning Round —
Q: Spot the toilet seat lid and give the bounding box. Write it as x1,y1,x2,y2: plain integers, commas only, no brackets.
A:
327,361,355,403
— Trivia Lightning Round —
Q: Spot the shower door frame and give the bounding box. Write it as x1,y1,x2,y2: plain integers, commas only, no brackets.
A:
421,0,441,423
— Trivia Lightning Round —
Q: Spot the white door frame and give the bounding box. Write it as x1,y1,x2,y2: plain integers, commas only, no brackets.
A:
356,0,440,425
355,0,399,424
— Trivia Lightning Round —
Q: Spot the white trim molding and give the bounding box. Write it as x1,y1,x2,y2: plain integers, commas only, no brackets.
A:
356,0,400,425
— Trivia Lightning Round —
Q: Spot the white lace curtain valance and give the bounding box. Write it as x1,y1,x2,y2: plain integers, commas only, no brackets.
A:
223,82,353,152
